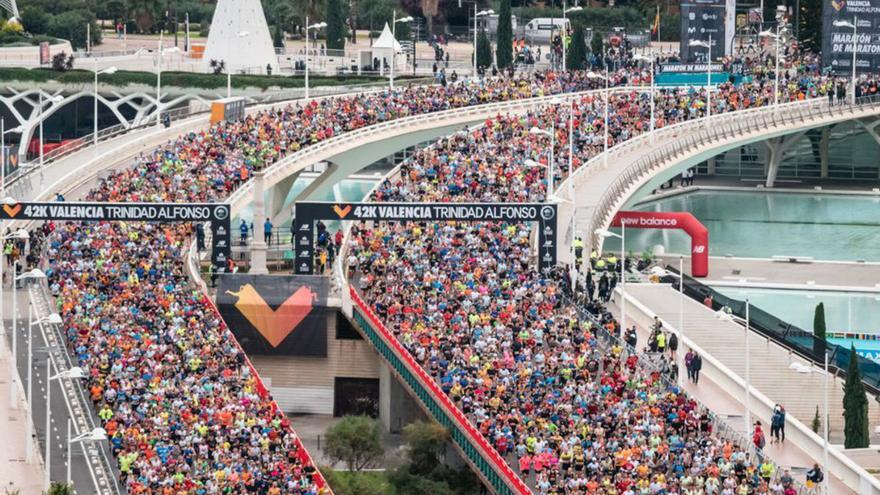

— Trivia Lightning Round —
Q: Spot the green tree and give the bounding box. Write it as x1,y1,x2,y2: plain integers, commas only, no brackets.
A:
476,29,492,71
843,345,870,448
322,469,390,495
325,0,347,50
273,22,284,47
496,0,513,69
813,302,826,360
590,31,604,65
127,0,161,33
402,420,449,474
20,8,50,35
812,405,821,434
566,23,587,70
324,416,384,472
44,483,73,495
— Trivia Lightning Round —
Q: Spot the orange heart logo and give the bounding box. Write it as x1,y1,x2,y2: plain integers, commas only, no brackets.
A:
226,284,317,347
333,204,352,219
3,203,21,218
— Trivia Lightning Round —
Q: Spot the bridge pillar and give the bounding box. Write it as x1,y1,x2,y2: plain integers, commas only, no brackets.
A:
295,162,341,203
764,132,807,188
250,171,269,274
266,171,300,227
378,361,422,433
819,128,830,179
707,156,717,176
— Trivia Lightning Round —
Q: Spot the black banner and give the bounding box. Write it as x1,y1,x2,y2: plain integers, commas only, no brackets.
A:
216,274,330,356
0,201,231,274
680,0,727,62
822,0,880,74
293,202,558,275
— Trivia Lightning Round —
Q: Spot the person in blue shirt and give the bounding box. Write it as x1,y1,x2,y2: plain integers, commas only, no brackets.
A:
263,218,273,244
239,219,248,246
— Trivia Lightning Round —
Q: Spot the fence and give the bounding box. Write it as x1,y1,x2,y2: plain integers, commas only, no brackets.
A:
665,267,880,396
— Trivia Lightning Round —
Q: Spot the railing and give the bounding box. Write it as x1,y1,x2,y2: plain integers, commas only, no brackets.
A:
228,86,645,214
578,95,880,251
665,267,880,396
349,288,532,495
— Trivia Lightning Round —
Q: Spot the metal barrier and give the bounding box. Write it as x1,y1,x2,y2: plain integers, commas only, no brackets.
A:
349,288,532,495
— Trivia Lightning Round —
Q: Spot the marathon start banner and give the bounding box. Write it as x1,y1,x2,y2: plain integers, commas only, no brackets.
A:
0,200,232,274
610,210,709,277
822,0,880,74
294,201,558,275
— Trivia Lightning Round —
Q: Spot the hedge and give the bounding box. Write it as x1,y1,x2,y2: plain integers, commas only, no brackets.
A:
0,68,425,90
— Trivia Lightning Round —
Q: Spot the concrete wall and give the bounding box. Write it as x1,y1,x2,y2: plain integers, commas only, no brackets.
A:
0,41,72,65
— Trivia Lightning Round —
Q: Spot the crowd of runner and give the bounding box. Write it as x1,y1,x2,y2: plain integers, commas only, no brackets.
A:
22,61,859,493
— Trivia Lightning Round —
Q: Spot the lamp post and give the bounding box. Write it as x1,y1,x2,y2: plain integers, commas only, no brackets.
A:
391,12,414,89
823,349,830,495
37,93,64,178
304,19,326,100
1,122,24,197
225,31,250,99
7,234,34,409
833,17,858,104
473,8,494,78
718,303,750,435
758,27,786,106
689,36,712,119
596,227,626,331
45,364,86,489
26,308,62,463
68,426,106,485
561,5,582,72
633,54,655,141
529,126,556,196
92,60,117,157
649,257,685,387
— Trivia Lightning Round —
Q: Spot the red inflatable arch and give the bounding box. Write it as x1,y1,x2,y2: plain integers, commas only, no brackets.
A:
610,211,709,277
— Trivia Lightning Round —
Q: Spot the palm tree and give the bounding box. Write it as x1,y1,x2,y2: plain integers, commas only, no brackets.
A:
128,0,160,33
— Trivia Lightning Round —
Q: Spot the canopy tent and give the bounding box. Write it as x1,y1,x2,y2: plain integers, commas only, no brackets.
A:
367,23,404,75
372,23,403,52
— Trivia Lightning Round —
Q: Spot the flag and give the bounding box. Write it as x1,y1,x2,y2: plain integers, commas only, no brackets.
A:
651,6,660,36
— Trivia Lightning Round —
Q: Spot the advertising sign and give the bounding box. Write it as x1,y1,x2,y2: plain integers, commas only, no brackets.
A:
822,0,880,74
0,201,231,273
610,210,710,277
217,274,330,356
680,0,732,61
39,42,50,65
293,202,558,275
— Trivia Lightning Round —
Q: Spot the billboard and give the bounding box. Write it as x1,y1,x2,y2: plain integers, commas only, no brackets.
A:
680,0,735,61
216,274,331,356
293,201,558,275
822,0,880,74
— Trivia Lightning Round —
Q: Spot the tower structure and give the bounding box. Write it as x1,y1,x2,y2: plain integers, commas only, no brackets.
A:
202,0,279,75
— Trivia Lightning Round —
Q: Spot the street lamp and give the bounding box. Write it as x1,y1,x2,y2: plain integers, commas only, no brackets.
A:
717,303,751,435
689,37,712,119
25,309,62,463
633,54,655,141
5,230,33,408
1,122,23,197
226,31,250,99
36,94,64,178
758,27,786,106
391,12,414,89
304,19,326,100
561,4,583,72
92,61,117,156
530,127,556,196
67,426,106,485
473,9,494,78
833,18,858,104
595,226,626,332
586,70,609,165
45,364,86,490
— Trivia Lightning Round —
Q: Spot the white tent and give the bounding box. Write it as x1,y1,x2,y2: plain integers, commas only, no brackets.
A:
369,23,403,75
201,0,279,75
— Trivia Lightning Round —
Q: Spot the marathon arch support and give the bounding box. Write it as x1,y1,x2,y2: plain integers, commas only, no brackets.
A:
610,210,709,277
294,201,558,275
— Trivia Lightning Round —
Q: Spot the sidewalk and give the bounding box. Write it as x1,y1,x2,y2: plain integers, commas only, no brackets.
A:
608,290,856,494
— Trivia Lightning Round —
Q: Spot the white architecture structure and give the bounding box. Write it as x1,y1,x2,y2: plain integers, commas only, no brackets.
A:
371,23,403,73
201,0,278,75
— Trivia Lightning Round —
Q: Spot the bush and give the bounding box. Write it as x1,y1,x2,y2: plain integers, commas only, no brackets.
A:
324,416,383,472
1,19,24,35
51,52,74,71
199,22,210,38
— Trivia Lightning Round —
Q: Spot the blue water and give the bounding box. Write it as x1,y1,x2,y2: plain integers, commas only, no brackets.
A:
603,190,880,262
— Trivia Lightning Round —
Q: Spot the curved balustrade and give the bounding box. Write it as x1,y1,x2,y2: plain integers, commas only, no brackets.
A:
227,86,645,215
583,96,880,251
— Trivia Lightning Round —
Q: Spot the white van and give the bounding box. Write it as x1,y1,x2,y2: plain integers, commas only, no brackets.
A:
523,18,570,44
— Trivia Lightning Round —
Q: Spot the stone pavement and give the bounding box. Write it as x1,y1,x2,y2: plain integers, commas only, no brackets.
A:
606,292,856,494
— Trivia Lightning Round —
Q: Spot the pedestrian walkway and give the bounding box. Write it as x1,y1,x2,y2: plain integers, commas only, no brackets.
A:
607,292,856,494
1,322,44,494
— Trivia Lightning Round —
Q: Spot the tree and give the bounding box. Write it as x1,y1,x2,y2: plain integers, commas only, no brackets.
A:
813,302,826,360
20,7,50,35
495,0,513,69
402,420,449,475
128,0,161,33
566,23,587,70
273,22,285,47
321,469,390,495
324,416,384,472
798,0,822,54
44,483,73,495
476,28,492,71
325,0,347,50
843,345,870,449
812,405,821,434
590,31,604,66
